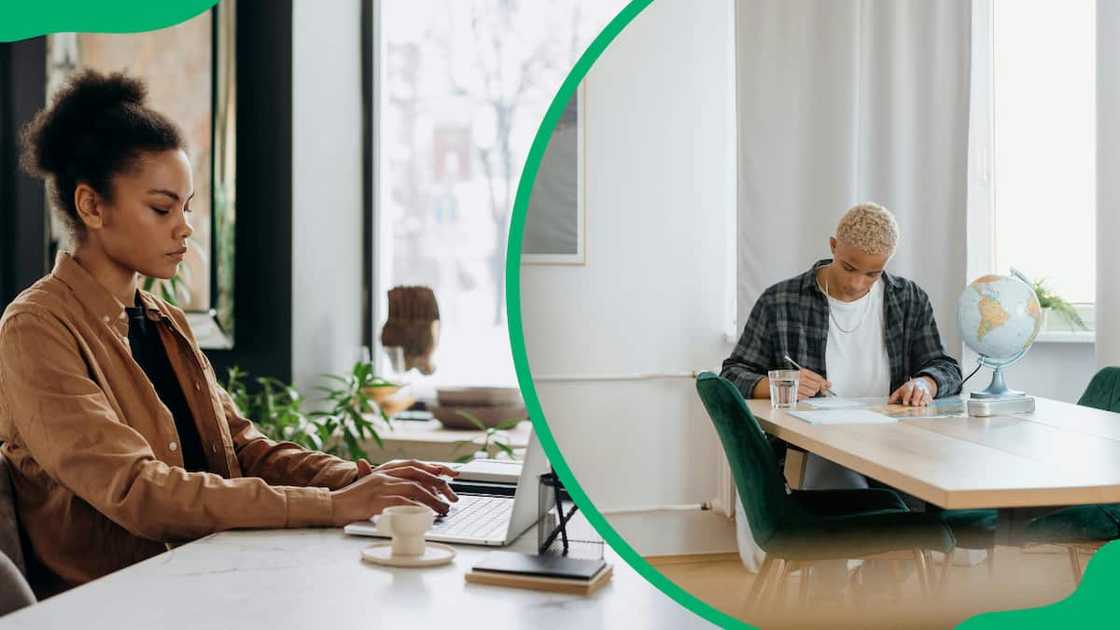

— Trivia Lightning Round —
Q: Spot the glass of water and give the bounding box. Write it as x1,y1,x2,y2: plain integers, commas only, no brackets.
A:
768,369,800,409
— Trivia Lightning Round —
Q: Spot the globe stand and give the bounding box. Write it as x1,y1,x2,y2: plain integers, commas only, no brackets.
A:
967,353,1035,416
970,365,1026,399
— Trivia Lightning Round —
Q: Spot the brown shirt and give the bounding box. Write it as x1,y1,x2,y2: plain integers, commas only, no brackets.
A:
0,253,364,592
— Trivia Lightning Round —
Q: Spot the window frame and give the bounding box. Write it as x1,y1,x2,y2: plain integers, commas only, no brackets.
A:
970,0,1097,343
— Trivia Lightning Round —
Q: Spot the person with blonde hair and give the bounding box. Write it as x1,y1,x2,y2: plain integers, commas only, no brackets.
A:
720,203,962,586
723,202,961,408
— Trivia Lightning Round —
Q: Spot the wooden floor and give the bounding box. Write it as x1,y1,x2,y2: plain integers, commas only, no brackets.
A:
650,546,1083,629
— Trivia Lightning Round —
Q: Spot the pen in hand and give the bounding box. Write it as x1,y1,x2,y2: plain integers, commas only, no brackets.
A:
782,354,837,398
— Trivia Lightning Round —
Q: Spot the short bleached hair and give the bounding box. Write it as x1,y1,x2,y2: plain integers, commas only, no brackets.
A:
834,202,899,257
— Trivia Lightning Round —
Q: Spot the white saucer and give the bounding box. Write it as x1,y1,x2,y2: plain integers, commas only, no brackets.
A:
361,542,457,568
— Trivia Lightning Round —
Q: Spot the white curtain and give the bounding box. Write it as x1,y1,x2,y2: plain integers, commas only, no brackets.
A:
1097,0,1120,368
735,0,972,353
731,0,972,572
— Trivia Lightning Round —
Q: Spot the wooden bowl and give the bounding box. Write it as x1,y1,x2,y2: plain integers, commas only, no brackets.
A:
436,387,523,408
431,404,527,430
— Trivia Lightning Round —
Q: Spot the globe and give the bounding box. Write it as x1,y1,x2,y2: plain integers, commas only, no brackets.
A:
956,271,1043,397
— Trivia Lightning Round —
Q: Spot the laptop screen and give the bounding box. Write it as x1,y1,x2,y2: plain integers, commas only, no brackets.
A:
503,429,549,541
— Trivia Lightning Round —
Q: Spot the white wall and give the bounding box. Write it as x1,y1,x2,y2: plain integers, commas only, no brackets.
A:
521,0,736,526
291,0,366,395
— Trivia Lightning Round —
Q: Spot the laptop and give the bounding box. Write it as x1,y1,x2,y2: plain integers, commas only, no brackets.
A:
343,430,547,546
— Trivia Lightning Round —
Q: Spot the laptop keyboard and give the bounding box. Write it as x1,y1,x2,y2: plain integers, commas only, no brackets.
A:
430,495,513,540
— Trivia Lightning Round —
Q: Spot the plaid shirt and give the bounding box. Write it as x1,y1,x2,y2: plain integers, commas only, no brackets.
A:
721,259,963,399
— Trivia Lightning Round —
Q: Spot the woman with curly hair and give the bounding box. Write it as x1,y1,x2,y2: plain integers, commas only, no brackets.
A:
0,70,456,595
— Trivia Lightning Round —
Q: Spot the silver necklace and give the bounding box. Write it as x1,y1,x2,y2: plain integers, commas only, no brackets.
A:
818,266,873,334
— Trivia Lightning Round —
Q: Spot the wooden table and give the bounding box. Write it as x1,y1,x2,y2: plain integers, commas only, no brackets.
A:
748,397,1120,511
362,419,533,463
1,518,709,629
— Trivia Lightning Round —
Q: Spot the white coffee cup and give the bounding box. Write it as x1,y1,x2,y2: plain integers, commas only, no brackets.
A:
376,505,435,557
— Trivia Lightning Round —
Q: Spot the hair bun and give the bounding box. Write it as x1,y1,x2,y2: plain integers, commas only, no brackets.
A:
18,69,182,241
22,70,148,176
59,69,147,111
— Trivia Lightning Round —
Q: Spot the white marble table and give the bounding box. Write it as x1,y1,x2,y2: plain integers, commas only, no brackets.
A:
1,524,711,629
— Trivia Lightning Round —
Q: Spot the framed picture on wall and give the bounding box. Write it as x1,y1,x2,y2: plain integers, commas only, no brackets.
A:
521,82,586,265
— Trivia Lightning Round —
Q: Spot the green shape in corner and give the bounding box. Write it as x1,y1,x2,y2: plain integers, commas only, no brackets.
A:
959,540,1120,628
0,0,218,43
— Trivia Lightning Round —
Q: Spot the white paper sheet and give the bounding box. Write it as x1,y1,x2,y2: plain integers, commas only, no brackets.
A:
803,398,868,410
787,409,898,425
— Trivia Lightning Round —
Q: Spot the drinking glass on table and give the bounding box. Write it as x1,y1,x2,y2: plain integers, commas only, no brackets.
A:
768,369,800,409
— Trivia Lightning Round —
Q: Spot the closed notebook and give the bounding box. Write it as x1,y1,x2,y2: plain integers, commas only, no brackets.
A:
473,551,605,579
465,551,612,595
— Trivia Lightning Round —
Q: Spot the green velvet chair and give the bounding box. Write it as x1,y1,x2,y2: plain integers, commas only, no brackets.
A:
1020,367,1120,584
1075,366,1120,412
695,372,955,607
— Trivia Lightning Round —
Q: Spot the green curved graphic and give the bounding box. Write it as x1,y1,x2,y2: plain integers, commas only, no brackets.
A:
957,540,1120,629
0,0,218,43
503,1,747,628
6,0,1116,627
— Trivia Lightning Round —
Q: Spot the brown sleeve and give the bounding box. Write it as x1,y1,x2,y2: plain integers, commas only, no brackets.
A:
216,384,369,491
0,312,334,542
166,302,369,491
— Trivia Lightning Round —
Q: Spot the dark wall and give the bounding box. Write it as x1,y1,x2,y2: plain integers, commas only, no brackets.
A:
361,0,373,349
205,0,294,383
0,37,48,308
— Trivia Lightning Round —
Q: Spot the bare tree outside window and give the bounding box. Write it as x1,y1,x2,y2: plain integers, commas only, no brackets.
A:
378,1,622,387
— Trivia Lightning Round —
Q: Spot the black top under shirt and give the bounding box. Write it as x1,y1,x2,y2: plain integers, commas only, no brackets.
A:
125,295,209,473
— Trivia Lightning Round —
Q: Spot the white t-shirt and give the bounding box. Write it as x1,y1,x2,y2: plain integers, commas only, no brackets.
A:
823,278,891,398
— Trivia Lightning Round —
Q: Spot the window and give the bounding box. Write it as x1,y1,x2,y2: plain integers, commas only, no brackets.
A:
990,0,1096,317
374,0,623,386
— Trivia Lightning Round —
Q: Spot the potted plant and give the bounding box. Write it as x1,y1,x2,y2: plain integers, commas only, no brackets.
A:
359,361,413,417
451,411,522,463
1032,279,1088,331
224,361,397,462
311,360,398,460
225,366,322,450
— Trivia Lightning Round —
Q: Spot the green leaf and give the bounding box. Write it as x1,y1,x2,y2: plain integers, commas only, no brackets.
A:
366,381,398,388
345,408,383,449
345,432,370,460
494,441,515,458
306,431,323,450
1033,279,1089,330
455,410,488,431
494,418,523,431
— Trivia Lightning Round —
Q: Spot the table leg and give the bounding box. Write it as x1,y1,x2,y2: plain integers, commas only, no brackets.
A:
995,506,1058,546
784,447,808,490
